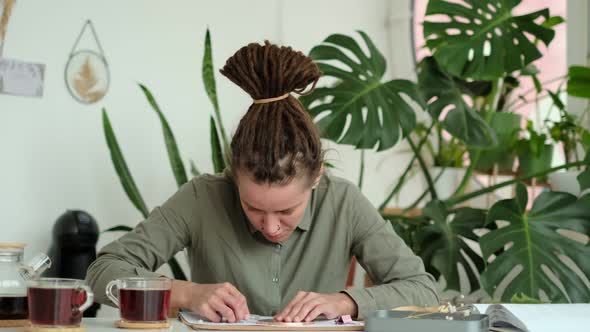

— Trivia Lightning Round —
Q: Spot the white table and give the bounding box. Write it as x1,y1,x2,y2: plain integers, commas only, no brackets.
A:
1,319,190,332
1,318,341,332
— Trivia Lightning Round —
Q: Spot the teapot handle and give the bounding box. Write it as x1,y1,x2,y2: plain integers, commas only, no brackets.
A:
19,253,51,280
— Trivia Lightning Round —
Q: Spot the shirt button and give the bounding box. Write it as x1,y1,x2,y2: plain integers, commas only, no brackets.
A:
275,244,281,250
272,276,279,283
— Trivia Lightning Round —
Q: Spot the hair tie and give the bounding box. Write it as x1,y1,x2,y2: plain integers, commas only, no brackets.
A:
253,93,290,104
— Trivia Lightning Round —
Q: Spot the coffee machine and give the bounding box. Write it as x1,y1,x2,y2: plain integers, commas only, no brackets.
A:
44,210,101,317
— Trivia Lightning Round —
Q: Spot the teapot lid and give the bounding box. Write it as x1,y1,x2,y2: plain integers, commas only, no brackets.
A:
0,243,26,249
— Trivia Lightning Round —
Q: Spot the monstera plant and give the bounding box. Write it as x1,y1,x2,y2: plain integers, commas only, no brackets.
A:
301,31,425,151
303,0,590,303
423,0,555,80
481,183,590,302
100,29,228,280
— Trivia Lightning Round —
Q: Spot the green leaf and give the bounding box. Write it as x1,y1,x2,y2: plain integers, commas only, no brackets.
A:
567,66,590,99
580,151,590,191
416,200,487,292
417,57,497,148
581,130,590,149
481,183,590,302
547,90,565,111
300,31,424,151
210,116,226,173
520,64,540,76
103,225,133,233
102,109,150,218
532,75,542,93
510,293,544,304
424,1,555,79
577,168,590,192
541,16,565,29
139,84,188,188
202,28,229,149
190,160,201,177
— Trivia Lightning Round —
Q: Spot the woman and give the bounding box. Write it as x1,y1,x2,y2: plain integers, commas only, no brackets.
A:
87,41,439,323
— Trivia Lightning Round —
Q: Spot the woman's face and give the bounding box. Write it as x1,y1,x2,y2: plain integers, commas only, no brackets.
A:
236,172,313,243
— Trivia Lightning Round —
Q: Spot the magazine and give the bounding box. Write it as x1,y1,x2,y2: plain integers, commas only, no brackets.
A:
473,303,590,332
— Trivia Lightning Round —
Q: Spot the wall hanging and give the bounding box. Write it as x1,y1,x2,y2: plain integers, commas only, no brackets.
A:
0,0,46,98
64,19,109,104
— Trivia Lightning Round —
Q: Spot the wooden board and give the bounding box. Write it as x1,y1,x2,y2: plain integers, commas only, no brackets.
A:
0,319,29,327
115,320,171,329
179,315,363,331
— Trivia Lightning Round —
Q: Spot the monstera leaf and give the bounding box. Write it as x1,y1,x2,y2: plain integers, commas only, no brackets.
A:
300,31,425,151
578,153,590,192
417,57,496,148
481,183,590,302
415,200,487,292
424,0,555,80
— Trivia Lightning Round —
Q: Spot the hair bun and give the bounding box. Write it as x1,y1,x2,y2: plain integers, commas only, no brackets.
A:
220,41,321,100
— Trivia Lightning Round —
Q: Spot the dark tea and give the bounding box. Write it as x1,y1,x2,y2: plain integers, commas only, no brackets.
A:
0,296,28,320
119,288,171,322
28,287,86,326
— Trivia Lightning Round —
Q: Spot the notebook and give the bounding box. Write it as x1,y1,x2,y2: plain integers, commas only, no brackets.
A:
178,311,364,331
473,303,590,332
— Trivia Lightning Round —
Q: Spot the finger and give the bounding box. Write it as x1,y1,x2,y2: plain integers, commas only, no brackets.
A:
221,289,248,321
276,291,309,321
196,304,222,323
222,284,250,320
210,297,237,323
304,305,326,322
290,298,321,322
275,291,307,321
284,293,316,322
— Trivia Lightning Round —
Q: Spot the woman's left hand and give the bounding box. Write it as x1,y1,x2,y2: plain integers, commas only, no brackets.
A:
274,292,358,322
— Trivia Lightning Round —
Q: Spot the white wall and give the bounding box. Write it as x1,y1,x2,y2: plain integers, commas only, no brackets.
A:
567,0,589,125
1,0,420,281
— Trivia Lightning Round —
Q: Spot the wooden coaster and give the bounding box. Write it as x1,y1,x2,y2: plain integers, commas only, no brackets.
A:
115,320,171,329
25,325,85,332
0,319,29,327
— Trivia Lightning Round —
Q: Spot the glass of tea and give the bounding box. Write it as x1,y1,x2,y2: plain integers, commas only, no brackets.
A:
27,278,94,328
106,277,171,323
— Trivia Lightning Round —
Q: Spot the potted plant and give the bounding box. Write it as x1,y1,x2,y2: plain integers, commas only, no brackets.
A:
473,112,521,174
516,120,554,182
473,75,523,174
99,29,228,282
546,82,590,194
413,122,468,200
302,0,590,303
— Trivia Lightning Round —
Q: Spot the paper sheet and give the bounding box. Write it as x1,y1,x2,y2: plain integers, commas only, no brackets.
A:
179,311,363,328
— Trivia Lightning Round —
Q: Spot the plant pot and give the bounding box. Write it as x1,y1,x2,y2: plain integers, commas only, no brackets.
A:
548,170,582,196
474,112,521,173
517,144,553,181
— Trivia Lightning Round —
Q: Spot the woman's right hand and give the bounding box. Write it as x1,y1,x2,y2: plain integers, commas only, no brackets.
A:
171,280,250,323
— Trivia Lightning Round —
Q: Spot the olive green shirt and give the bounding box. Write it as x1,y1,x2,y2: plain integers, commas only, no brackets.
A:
86,172,439,318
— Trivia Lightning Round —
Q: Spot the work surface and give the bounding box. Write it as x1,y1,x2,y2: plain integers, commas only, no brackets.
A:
3,303,590,332
1,319,344,332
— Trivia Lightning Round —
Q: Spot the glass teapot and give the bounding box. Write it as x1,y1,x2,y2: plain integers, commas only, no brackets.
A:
0,243,51,320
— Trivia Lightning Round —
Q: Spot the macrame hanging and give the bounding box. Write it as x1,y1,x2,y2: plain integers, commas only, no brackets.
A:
64,20,110,104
